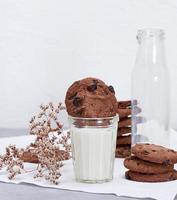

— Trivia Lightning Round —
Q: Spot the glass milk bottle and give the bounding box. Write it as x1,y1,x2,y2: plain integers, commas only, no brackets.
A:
131,29,170,147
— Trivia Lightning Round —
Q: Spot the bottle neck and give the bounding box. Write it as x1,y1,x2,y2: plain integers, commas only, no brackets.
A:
136,30,166,66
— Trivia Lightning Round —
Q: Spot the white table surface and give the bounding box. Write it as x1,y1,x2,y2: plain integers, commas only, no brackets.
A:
0,128,176,200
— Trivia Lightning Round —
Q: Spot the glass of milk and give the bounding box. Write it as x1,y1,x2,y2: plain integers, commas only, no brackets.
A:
69,115,119,183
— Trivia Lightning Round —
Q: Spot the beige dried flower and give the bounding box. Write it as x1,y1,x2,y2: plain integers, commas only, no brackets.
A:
0,145,24,179
29,102,64,136
0,102,71,184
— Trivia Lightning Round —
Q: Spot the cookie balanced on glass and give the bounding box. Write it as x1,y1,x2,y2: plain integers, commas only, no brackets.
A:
65,77,119,183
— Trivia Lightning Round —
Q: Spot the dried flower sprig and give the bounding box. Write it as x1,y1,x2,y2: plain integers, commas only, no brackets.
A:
26,130,71,184
29,102,65,137
26,102,71,184
33,137,62,184
0,102,71,184
0,145,24,179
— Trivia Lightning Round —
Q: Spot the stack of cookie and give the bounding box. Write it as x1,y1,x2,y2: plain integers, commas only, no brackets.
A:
124,144,177,182
116,100,132,158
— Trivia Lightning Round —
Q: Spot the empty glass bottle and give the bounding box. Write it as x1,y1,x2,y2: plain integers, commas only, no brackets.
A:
131,29,170,147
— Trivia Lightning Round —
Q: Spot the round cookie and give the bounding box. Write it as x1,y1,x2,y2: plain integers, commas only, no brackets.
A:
20,151,38,163
118,100,138,108
117,127,131,136
65,77,117,118
118,116,143,128
118,117,131,128
117,135,131,146
124,156,174,174
115,146,131,158
117,106,141,118
20,150,70,163
125,170,177,182
118,108,131,119
132,144,177,165
118,100,132,109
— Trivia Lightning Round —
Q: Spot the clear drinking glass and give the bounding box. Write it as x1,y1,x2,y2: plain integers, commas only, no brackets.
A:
131,29,170,147
69,115,119,183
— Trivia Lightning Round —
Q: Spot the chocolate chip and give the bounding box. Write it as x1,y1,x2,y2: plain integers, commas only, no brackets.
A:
167,149,175,153
73,97,82,107
68,92,77,100
93,79,99,84
163,159,170,165
108,85,115,94
87,84,97,92
144,150,149,155
125,172,131,180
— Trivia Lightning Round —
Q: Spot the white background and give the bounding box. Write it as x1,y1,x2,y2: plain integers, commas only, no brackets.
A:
0,0,177,129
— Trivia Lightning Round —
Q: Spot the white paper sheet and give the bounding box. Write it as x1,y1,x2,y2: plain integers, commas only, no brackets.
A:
0,131,177,200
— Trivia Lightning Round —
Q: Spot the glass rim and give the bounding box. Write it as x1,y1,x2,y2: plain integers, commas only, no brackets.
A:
68,114,119,121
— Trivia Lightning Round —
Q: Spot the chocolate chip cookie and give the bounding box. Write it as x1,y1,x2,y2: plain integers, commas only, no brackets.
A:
117,107,141,119
125,170,177,182
117,127,132,136
115,146,131,158
65,77,117,118
124,156,174,174
20,151,38,163
117,135,131,146
118,117,131,128
118,100,132,109
117,108,131,118
20,150,70,163
132,144,177,164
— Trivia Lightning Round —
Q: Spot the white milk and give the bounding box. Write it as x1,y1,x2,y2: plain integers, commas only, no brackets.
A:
71,126,117,183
